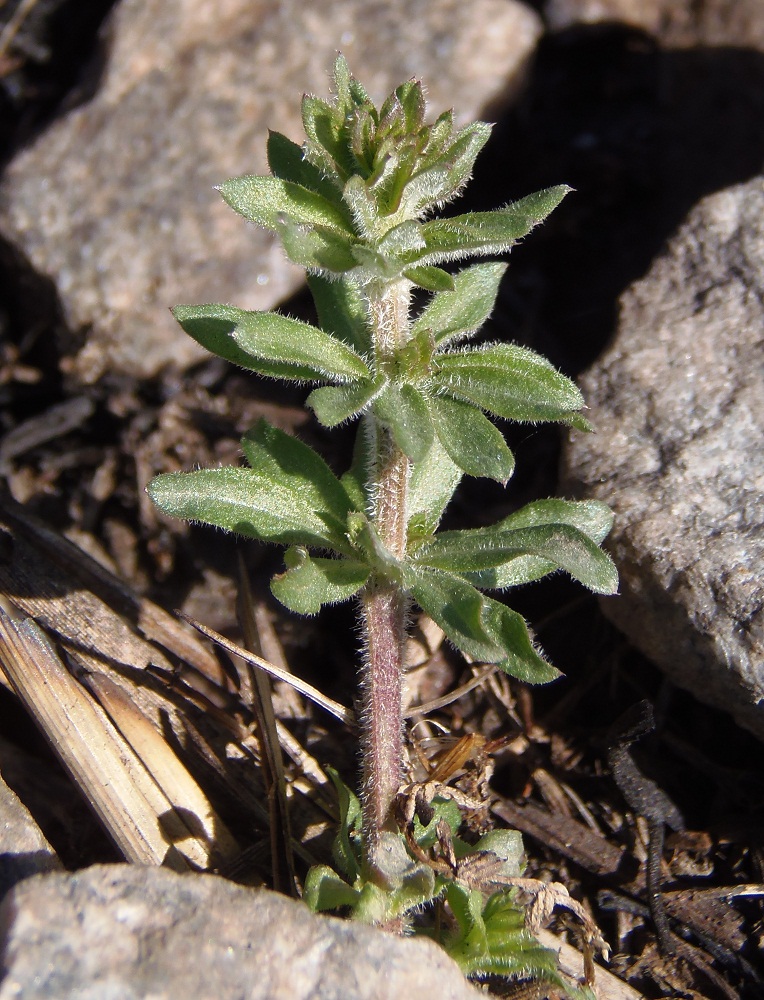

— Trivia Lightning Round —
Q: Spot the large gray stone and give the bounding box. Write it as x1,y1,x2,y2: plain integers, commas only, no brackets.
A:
0,0,542,382
0,772,61,898
563,177,764,739
0,864,483,1000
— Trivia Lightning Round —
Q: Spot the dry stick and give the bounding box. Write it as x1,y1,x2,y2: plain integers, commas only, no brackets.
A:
236,556,296,896
180,613,354,726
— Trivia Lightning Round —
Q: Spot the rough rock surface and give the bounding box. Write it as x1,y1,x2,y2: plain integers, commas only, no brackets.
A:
543,0,764,48
0,0,541,382
563,177,764,739
0,773,61,898
0,864,483,1000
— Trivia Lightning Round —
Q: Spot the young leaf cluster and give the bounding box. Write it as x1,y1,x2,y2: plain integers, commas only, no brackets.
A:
149,56,617,684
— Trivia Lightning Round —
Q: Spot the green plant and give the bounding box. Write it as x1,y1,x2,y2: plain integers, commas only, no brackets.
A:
148,57,615,991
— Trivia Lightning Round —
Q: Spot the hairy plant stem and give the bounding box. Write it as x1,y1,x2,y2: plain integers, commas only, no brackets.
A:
360,279,412,882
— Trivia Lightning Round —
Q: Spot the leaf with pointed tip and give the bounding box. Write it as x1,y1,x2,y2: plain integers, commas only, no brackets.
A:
301,95,345,175
147,466,344,552
434,343,583,423
463,499,615,589
407,434,462,538
413,262,507,347
271,548,369,615
430,394,514,483
411,186,571,265
373,383,434,462
402,265,455,292
401,121,492,214
379,220,426,257
347,512,402,579
308,379,383,427
406,567,559,683
266,130,341,206
218,175,353,235
414,522,618,595
307,274,371,355
172,304,369,383
238,420,355,547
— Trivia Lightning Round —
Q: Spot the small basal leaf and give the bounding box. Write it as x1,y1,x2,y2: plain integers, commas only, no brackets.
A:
308,379,383,427
412,261,506,347
271,547,369,615
326,766,362,882
434,343,584,423
373,383,434,463
304,865,360,912
430,394,515,484
218,175,353,234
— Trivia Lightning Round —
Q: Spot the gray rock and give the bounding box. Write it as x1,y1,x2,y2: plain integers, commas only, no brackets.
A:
0,864,483,1000
563,177,764,739
543,0,764,48
0,772,61,898
0,0,542,383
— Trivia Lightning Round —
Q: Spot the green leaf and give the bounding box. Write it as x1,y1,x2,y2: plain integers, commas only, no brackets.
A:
339,423,371,513
497,498,613,542
172,304,369,383
407,434,462,537
406,567,559,683
445,882,488,958
326,766,362,882
402,265,455,292
347,512,402,579
461,498,615,590
302,94,349,178
473,830,525,878
276,216,358,273
271,547,369,615
401,121,492,214
218,175,353,235
430,394,514,484
147,467,343,551
373,383,434,462
434,343,584,423
412,262,506,347
308,379,383,427
307,274,371,355
304,865,360,911
238,420,355,546
266,130,340,206
412,185,571,265
414,522,618,595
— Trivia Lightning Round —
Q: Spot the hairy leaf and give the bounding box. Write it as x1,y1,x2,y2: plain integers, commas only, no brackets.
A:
412,186,571,265
402,265,455,292
373,383,434,462
271,548,369,615
430,394,514,483
414,522,618,594
266,130,340,206
307,274,371,355
218,175,353,234
173,303,369,383
412,262,506,346
407,567,559,683
434,343,583,422
275,215,358,273
407,434,462,537
308,379,383,427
